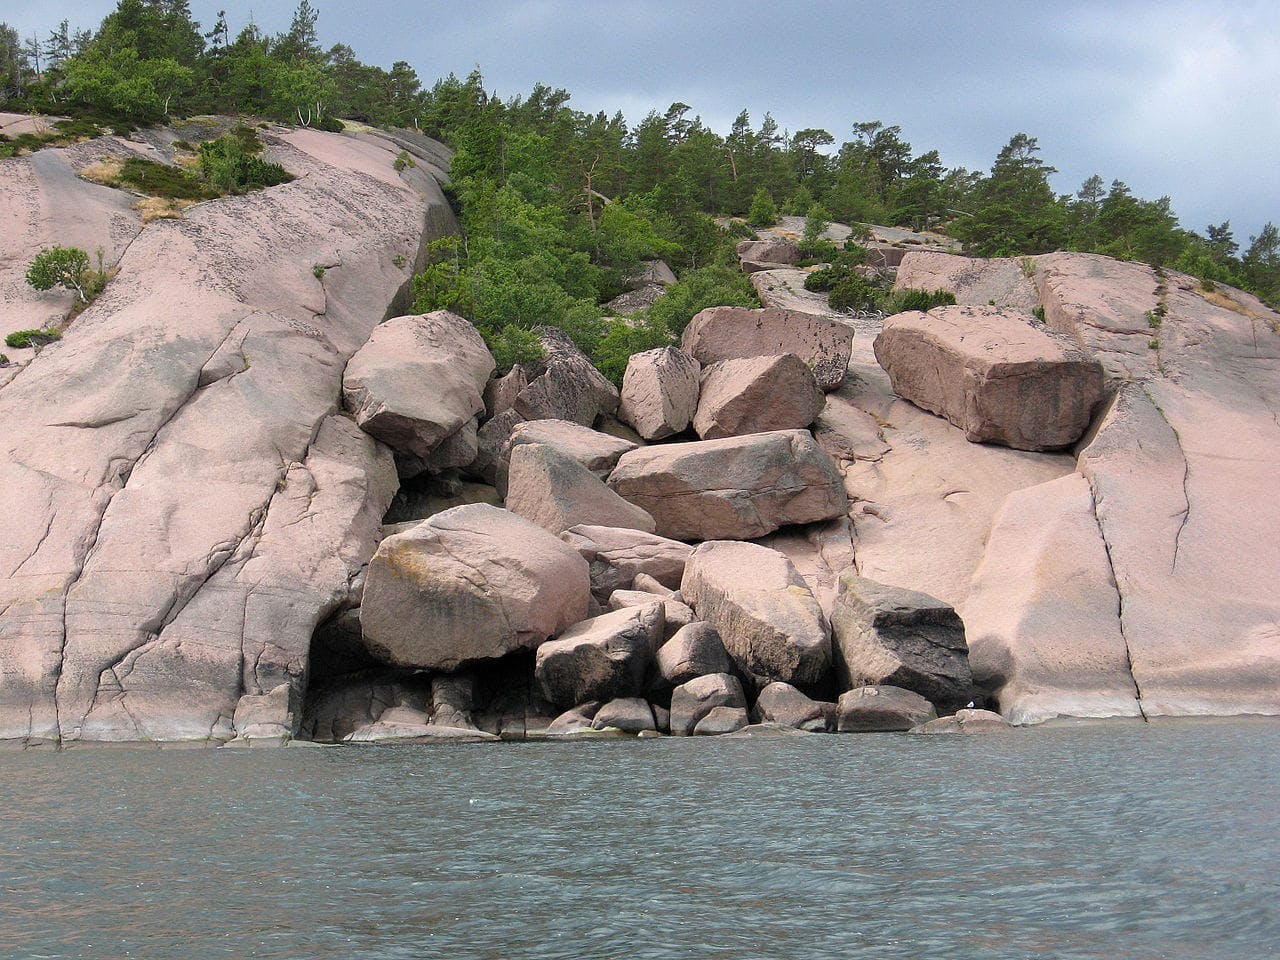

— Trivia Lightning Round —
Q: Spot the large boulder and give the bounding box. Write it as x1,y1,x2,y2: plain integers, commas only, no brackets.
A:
693,354,825,439
361,504,590,671
560,524,693,603
607,429,847,541
751,681,831,731
872,305,1104,450
590,697,657,733
513,326,619,425
497,418,635,495
342,311,494,464
736,238,801,273
668,673,747,736
836,685,936,732
534,602,664,706
656,622,736,687
830,572,974,713
681,306,854,391
619,347,701,440
505,442,656,534
681,541,831,690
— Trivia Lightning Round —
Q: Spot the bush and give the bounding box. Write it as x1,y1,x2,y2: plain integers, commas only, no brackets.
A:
26,247,92,302
314,116,345,133
394,150,415,171
646,263,759,337
887,288,957,313
796,238,840,265
828,275,882,313
5,329,62,349
747,188,777,228
198,133,293,194
118,157,215,200
803,203,831,243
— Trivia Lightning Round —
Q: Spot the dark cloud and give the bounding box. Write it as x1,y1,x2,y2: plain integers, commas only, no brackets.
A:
7,0,1278,239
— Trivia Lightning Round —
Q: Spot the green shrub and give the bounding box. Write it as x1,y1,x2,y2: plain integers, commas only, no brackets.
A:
747,188,777,228
0,354,8,365
198,133,293,194
1032,306,1046,322
118,157,215,200
887,288,957,313
723,219,756,240
26,246,92,302
828,275,882,313
804,265,841,293
796,238,840,265
314,116,345,133
5,329,62,349
394,150,415,171
646,263,758,336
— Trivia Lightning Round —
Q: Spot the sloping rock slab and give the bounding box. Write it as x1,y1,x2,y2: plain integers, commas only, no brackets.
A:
682,306,853,391
873,305,1104,450
607,429,847,541
497,418,635,496
894,252,1041,311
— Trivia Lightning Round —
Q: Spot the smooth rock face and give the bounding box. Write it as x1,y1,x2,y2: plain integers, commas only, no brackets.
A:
514,326,619,425
668,673,747,736
497,418,636,495
505,442,656,535
693,354,825,440
812,396,891,462
894,252,1041,311
0,126,448,744
681,541,831,690
682,306,854,391
629,260,677,288
751,681,831,731
836,686,936,732
361,504,590,671
560,524,693,604
607,429,847,541
657,622,735,687
590,697,656,733
830,572,974,713
534,603,664,706
619,347,701,441
342,311,494,463
873,305,1105,450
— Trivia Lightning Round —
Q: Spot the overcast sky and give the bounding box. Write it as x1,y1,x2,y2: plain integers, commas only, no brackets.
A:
8,0,1279,242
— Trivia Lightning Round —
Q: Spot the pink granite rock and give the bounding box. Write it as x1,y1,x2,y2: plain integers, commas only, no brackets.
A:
607,429,847,542
669,672,747,735
513,326,619,425
681,306,853,391
894,252,1041,311
873,305,1105,450
560,524,694,603
534,602,664,706
618,346,700,440
692,354,824,440
505,442,656,534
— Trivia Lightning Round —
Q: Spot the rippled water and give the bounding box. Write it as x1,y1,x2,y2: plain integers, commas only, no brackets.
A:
2,721,1278,960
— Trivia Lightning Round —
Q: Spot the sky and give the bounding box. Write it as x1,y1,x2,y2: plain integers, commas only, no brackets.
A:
7,0,1279,242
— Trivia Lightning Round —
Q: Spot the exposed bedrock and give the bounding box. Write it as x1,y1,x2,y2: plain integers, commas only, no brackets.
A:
0,125,457,743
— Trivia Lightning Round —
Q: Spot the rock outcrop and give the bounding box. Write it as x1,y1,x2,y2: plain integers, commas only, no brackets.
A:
829,572,974,712
692,354,825,439
681,541,831,690
0,124,454,743
873,305,1105,450
894,252,1041,311
681,306,854,391
361,504,590,671
618,346,700,440
607,429,847,541
736,238,801,273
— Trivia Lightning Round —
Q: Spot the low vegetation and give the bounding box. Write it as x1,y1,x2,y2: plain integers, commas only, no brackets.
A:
5,329,63,348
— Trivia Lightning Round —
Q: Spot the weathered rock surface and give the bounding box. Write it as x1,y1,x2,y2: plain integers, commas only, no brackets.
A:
736,238,800,273
830,572,974,712
681,541,831,690
590,696,657,733
669,672,747,736
629,260,677,288
341,311,493,471
751,681,831,731
609,589,695,639
873,305,1105,450
894,252,1041,311
911,708,1010,735
505,442,656,534
560,524,693,603
657,622,735,687
692,354,824,440
681,306,854,391
514,326,619,425
497,418,635,495
692,704,749,734
604,283,666,315
361,504,590,672
484,364,528,418
812,395,892,463
534,602,663,706
0,125,450,743
757,517,856,619
836,685,937,732
607,429,847,541
619,346,701,440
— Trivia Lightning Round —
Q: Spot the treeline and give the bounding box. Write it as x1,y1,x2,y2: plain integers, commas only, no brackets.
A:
3,0,1278,327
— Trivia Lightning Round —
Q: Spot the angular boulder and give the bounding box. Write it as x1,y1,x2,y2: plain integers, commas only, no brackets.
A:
681,541,831,690
693,354,825,440
836,685,936,732
681,306,853,390
657,622,736,687
590,697,657,733
514,326,619,425
609,589,695,639
872,305,1105,450
560,524,694,603
497,418,636,495
736,239,801,273
693,705,749,735
830,572,974,713
619,346,701,441
534,602,664,706
669,673,747,736
751,682,831,732
505,442,656,534
361,504,590,671
484,364,529,418
607,429,847,541
342,310,495,460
